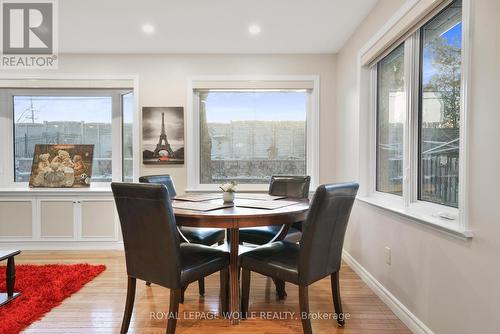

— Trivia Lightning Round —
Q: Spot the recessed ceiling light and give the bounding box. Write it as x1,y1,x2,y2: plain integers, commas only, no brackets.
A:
142,24,155,34
248,24,261,35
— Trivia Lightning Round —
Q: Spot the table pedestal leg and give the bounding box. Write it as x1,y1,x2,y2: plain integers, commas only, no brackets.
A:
6,257,15,297
228,227,240,324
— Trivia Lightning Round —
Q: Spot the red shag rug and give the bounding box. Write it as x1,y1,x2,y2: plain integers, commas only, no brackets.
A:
0,263,106,334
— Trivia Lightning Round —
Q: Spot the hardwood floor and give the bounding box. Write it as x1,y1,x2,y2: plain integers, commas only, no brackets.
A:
15,251,411,334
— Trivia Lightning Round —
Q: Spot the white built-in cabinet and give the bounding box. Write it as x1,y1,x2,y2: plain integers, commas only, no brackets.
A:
0,189,120,249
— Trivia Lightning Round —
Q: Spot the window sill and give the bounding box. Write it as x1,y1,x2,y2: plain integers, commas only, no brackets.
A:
0,186,112,197
356,195,473,240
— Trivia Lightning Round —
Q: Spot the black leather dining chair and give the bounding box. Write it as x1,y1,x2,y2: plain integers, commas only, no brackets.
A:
139,174,225,298
239,175,310,299
239,175,310,245
240,182,359,334
112,183,229,334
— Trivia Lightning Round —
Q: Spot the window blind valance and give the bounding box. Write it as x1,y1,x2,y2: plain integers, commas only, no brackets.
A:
191,80,314,90
0,79,133,89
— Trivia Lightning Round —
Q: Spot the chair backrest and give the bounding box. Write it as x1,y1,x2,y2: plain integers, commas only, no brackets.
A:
268,175,311,198
138,175,177,197
298,182,359,285
111,182,182,289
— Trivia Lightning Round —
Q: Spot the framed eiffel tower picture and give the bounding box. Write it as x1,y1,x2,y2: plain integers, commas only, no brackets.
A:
142,107,185,165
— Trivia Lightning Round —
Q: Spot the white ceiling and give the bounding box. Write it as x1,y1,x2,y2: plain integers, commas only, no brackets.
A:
58,0,377,54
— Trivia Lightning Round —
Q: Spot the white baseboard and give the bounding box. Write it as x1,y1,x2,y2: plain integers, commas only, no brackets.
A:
342,250,434,334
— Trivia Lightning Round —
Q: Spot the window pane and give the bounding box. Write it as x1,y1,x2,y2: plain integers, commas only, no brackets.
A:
14,95,112,182
376,44,405,195
419,0,461,207
122,92,134,182
199,90,307,184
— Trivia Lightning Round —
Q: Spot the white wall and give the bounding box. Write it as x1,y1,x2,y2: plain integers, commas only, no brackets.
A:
336,0,500,333
1,54,336,192
3,1,499,331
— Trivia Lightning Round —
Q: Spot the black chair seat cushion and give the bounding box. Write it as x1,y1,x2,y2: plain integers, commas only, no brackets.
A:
239,241,300,284
179,226,225,246
180,243,229,286
239,226,302,245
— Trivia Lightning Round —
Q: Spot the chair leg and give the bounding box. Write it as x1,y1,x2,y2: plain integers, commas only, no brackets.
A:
220,267,229,314
298,285,312,334
180,285,187,303
331,271,344,326
166,288,181,334
198,278,205,296
120,277,136,334
240,268,250,319
273,278,287,300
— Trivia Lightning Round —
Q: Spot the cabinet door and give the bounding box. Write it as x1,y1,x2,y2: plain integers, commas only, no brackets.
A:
80,199,116,239
40,200,75,238
0,200,33,238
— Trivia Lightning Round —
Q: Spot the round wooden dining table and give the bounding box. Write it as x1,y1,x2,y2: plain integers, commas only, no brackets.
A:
173,196,309,325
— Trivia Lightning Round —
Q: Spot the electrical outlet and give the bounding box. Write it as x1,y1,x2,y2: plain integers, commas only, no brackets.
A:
385,247,391,265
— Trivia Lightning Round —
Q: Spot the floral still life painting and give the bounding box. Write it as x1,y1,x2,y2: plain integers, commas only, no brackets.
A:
28,144,94,188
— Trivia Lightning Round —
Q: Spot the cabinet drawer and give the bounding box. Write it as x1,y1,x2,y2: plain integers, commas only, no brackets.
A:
81,200,115,238
40,200,74,238
0,201,32,237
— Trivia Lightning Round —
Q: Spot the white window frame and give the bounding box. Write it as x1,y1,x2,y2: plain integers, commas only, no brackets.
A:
186,75,320,192
357,0,472,239
0,75,140,189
